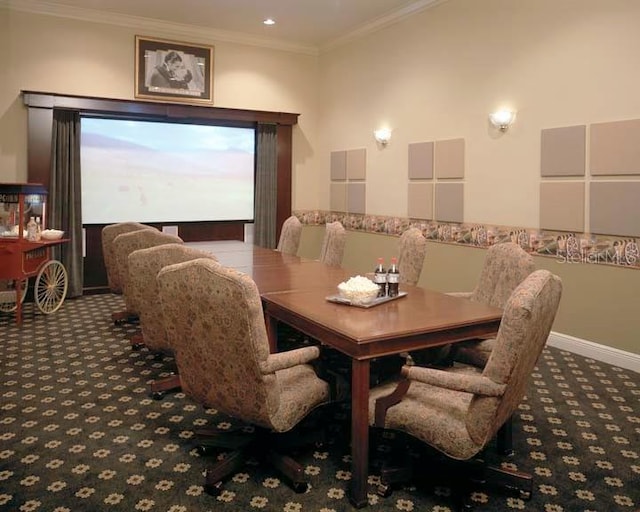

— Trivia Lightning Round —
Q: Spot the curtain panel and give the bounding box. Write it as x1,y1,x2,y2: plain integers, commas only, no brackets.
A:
50,109,83,297
254,123,278,249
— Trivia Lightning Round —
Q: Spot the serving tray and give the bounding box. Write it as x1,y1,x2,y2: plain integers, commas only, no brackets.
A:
325,291,408,308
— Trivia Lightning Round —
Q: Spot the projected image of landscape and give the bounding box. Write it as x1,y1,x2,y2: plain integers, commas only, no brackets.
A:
81,118,255,224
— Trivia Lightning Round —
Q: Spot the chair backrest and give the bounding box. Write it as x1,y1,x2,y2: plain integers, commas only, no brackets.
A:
466,270,562,446
112,230,183,313
397,227,427,285
157,258,280,430
102,222,157,293
276,215,302,255
470,242,536,309
127,244,217,353
319,221,346,266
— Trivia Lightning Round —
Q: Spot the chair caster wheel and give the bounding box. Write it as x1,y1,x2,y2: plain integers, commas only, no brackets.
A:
292,482,308,494
377,483,392,498
196,445,216,457
519,490,532,500
150,391,166,400
204,481,222,496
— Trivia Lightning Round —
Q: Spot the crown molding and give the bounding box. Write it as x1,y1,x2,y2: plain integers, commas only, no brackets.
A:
2,0,319,55
2,0,448,56
321,0,449,53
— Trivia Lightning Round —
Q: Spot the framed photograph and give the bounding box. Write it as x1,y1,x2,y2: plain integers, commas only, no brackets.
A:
135,36,214,104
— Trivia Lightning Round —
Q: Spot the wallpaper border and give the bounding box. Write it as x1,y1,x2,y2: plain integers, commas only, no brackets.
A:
293,210,639,270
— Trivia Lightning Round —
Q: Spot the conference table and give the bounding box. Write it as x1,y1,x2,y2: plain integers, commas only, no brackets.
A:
189,240,503,507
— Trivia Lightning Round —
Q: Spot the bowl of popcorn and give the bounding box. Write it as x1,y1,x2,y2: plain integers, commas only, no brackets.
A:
337,275,380,305
40,229,65,241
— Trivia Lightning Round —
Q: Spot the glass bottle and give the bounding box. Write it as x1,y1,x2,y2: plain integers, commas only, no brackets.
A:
387,257,400,297
373,257,387,297
26,216,37,241
35,216,42,241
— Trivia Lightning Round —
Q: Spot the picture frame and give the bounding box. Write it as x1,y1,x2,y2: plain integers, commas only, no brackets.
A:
135,35,214,104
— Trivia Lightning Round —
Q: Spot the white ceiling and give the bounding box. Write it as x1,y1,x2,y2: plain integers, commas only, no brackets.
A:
6,0,444,52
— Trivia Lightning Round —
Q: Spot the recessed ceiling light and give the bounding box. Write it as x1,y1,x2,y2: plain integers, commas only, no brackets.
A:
263,18,275,26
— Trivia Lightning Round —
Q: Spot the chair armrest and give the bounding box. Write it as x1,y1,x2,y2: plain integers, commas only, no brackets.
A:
373,378,411,427
446,291,473,299
260,346,321,374
401,365,505,396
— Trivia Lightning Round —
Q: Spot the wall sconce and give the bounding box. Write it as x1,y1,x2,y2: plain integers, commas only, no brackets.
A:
374,127,392,146
489,109,516,131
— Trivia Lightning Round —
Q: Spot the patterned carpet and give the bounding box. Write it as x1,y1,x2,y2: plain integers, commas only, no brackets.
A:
0,294,638,512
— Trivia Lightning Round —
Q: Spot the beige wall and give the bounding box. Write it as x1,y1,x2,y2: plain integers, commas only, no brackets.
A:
299,226,639,355
0,9,320,210
316,0,640,226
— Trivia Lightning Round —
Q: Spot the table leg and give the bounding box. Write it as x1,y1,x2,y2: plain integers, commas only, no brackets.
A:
349,359,370,508
264,311,278,353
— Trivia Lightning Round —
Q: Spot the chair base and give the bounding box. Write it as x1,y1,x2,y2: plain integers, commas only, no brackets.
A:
111,310,138,325
373,431,531,510
196,426,316,495
149,374,182,400
129,332,145,350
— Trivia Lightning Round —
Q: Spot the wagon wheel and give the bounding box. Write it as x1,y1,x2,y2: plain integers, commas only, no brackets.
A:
0,279,28,313
35,260,68,314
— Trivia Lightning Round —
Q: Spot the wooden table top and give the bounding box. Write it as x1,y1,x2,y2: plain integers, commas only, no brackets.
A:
262,284,502,360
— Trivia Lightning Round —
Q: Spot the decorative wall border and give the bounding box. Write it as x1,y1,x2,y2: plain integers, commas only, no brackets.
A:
293,210,639,270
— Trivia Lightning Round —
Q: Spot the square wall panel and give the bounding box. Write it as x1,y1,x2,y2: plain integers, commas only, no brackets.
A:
590,181,640,236
346,148,367,180
330,151,347,181
434,183,463,222
541,125,586,176
591,118,640,175
330,183,347,212
408,182,434,219
539,182,585,232
347,182,366,214
435,138,465,179
408,141,434,180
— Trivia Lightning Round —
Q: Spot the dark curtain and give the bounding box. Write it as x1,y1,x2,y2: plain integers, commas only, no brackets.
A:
254,123,278,249
50,109,83,297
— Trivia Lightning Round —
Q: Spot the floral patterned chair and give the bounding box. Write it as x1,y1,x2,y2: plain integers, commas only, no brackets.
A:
101,222,157,294
110,229,183,324
369,270,562,506
127,244,217,397
319,221,346,266
157,258,331,495
398,227,427,285
276,215,302,256
446,241,536,368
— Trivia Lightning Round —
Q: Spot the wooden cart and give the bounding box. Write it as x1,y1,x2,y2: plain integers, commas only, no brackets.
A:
0,183,68,325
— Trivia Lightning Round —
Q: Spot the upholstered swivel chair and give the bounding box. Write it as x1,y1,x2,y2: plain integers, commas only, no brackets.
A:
319,221,346,266
276,215,302,256
369,270,562,506
127,244,217,396
157,258,331,495
397,227,427,285
446,241,536,368
110,229,183,324
102,222,157,294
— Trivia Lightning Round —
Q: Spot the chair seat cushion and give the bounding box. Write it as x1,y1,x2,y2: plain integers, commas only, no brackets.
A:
271,364,330,432
369,378,482,460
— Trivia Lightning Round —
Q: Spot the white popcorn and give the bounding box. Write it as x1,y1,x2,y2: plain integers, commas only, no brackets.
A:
337,275,379,304
338,275,378,293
